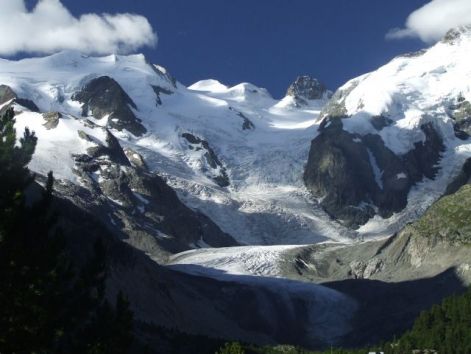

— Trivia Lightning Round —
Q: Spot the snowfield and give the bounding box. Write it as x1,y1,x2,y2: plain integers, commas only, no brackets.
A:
1,28,471,252
0,50,357,247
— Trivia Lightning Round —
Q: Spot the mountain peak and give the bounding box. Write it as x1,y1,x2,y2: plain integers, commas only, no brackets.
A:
189,79,229,93
442,25,471,44
286,75,330,105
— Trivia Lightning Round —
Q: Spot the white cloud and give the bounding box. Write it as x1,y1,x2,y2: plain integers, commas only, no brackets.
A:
387,0,471,43
0,0,157,56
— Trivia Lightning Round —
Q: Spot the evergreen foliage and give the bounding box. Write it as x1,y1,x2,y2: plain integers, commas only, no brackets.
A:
390,286,471,354
216,342,246,354
0,107,134,354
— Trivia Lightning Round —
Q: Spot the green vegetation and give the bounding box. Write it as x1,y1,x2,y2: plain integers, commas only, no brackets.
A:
414,184,471,243
0,107,134,353
216,342,246,354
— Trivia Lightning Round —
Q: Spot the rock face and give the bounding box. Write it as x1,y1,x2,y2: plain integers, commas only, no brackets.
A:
442,25,471,45
69,129,237,257
151,85,173,105
286,75,329,105
72,76,146,136
0,84,16,105
450,94,471,139
304,117,444,228
228,107,255,130
42,112,62,130
0,84,40,114
181,132,230,187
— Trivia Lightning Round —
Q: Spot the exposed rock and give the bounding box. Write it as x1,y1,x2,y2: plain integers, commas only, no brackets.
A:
77,130,95,143
229,107,255,130
449,94,471,139
181,132,230,187
104,129,131,166
151,85,173,105
370,115,393,131
303,118,377,227
0,84,40,113
442,25,471,45
124,148,148,171
349,259,383,279
402,123,445,183
286,75,329,105
83,118,100,129
14,98,40,113
445,158,471,195
242,117,255,130
320,80,360,119
42,111,62,129
72,76,146,136
0,84,16,105
304,118,444,227
71,130,237,255
397,49,427,59
151,64,177,88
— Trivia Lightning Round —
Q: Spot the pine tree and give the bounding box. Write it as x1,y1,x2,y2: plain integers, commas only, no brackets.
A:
0,108,134,353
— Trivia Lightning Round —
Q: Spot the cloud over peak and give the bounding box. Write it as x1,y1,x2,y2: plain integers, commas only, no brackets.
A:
387,0,471,43
0,0,157,56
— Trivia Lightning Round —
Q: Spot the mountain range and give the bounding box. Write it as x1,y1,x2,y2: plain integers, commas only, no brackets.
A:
1,25,471,351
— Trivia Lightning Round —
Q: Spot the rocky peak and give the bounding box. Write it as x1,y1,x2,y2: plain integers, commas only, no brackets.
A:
286,75,329,104
442,25,471,44
72,76,146,136
304,119,445,228
0,84,40,114
0,85,16,105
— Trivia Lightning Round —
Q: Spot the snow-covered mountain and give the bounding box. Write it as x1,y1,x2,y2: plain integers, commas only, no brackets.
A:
0,51,359,348
305,26,471,230
2,24,471,350
1,27,471,251
0,50,357,250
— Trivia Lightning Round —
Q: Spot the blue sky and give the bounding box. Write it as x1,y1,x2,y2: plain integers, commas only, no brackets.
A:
24,0,431,97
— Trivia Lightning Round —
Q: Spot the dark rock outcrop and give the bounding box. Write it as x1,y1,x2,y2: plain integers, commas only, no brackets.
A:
14,98,40,113
71,130,236,254
72,76,146,136
319,80,361,119
449,94,471,139
182,133,230,187
151,64,177,89
0,84,16,105
445,157,471,195
0,84,40,114
304,117,444,227
151,85,173,105
286,76,329,105
124,148,148,171
442,25,471,45
229,107,255,130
